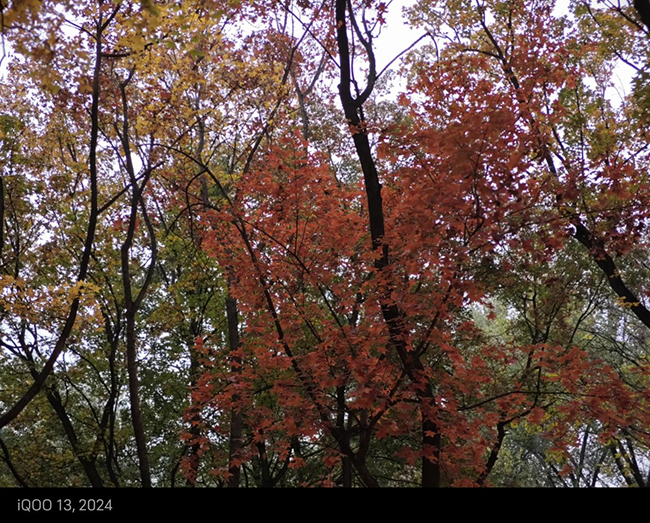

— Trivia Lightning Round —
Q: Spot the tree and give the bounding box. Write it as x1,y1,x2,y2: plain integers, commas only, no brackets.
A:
0,0,649,488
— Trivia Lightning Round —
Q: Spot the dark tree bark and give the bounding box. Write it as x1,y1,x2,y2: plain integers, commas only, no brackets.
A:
226,279,243,488
0,438,29,487
117,75,157,489
101,313,122,487
43,387,105,487
0,4,122,430
185,318,202,487
573,221,650,330
334,0,440,487
634,0,650,31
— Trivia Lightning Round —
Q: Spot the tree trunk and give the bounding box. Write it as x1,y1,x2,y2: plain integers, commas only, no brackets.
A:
226,278,243,488
334,0,440,486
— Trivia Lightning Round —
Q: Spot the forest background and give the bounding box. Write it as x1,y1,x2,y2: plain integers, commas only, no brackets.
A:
0,0,649,488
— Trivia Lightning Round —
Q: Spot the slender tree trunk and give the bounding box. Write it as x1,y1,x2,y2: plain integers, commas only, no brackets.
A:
422,415,441,487
476,421,506,487
334,0,440,487
44,387,104,487
226,277,243,488
0,438,28,487
0,4,117,429
336,386,352,488
185,332,202,487
193,112,244,487
124,311,151,487
19,331,105,487
117,66,157,489
104,319,122,487
184,117,208,487
573,221,650,330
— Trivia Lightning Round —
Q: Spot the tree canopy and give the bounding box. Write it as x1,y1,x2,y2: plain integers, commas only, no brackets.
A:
0,0,649,487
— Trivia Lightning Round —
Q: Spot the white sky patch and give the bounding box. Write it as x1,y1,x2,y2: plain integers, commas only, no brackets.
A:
553,0,571,18
610,62,636,106
369,0,423,98
131,153,143,175
373,0,420,68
